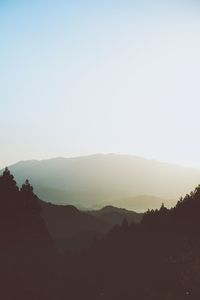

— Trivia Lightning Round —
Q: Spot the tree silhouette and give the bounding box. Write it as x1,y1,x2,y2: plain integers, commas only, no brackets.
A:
0,169,55,300
0,167,18,193
0,168,51,248
20,179,41,215
21,179,33,193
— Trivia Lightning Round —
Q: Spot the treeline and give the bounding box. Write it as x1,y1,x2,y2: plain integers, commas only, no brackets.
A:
0,167,52,248
0,168,55,300
1,168,200,299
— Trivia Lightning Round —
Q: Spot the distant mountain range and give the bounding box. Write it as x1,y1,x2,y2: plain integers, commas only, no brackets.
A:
2,154,200,210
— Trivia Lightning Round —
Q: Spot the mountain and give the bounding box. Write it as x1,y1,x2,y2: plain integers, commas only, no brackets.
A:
39,201,142,250
88,205,143,225
2,154,200,210
3,167,200,299
66,185,200,300
39,200,107,250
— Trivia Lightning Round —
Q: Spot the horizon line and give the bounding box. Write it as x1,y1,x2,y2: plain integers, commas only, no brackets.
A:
2,153,200,171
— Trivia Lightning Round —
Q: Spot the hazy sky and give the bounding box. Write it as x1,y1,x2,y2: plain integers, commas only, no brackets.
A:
1,0,200,168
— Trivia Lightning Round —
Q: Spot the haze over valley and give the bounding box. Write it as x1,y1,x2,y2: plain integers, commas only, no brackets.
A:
3,154,200,211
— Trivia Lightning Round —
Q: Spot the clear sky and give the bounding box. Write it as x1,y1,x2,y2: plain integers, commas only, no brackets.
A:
1,0,200,168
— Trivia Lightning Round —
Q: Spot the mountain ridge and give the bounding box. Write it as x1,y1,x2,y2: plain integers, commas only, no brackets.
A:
2,154,200,210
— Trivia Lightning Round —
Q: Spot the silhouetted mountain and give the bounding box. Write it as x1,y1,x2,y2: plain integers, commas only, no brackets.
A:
3,154,200,210
39,200,107,251
88,205,143,226
2,167,200,299
39,201,142,250
63,185,200,300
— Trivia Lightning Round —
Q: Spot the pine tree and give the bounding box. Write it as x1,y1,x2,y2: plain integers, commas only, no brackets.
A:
20,179,41,215
0,167,18,193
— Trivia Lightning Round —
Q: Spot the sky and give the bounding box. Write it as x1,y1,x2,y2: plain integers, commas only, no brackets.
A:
1,0,200,168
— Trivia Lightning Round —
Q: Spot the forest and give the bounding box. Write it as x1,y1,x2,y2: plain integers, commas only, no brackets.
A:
1,167,200,300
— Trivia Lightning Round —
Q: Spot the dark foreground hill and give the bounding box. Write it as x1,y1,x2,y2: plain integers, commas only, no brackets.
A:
2,168,200,300
64,185,200,300
4,154,200,210
0,168,55,300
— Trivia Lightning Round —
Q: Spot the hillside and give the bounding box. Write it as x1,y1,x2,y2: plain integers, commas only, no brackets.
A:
3,154,200,210
2,167,200,299
88,205,143,225
67,185,200,299
39,201,142,250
